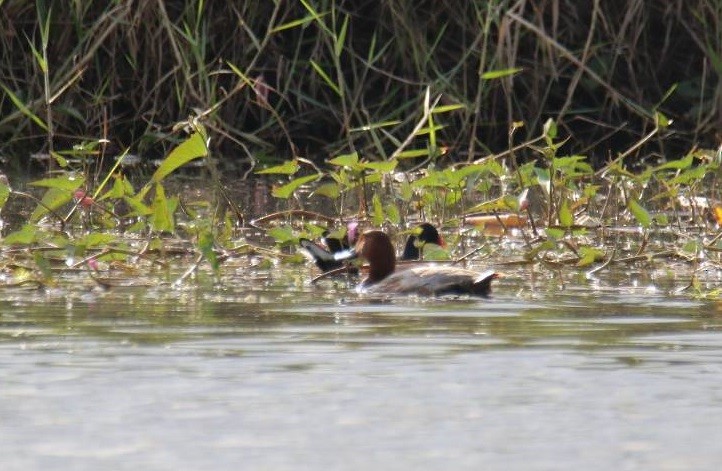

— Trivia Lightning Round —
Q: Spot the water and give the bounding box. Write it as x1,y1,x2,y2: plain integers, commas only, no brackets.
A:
1,271,721,471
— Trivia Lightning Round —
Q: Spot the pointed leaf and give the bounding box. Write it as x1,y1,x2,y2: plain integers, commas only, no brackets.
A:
29,187,73,223
0,181,10,210
3,224,38,245
362,159,397,173
481,67,523,79
327,152,359,167
150,183,174,232
0,83,47,131
29,175,85,191
255,159,300,175
628,198,651,228
151,127,208,183
272,174,320,199
372,194,384,225
558,200,573,227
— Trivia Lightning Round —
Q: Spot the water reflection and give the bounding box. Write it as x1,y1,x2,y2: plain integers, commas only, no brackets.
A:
1,274,722,470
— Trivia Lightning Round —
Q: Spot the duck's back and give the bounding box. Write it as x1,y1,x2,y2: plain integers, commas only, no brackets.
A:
364,265,498,297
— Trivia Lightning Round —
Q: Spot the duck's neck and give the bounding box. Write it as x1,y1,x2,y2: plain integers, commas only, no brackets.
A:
367,259,395,284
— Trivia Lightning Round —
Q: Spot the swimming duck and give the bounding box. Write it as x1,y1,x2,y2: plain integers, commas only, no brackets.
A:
339,230,498,297
300,222,444,273
400,222,445,261
299,222,358,272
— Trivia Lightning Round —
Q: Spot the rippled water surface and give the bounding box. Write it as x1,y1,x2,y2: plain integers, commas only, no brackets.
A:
2,271,722,471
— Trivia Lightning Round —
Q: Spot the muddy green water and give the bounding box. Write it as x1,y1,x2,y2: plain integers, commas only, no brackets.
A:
2,272,722,470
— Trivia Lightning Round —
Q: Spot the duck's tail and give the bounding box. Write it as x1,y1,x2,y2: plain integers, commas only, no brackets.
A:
471,271,500,296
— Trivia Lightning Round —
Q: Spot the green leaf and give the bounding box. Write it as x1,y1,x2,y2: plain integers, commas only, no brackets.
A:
655,111,671,129
334,14,349,58
150,183,174,232
481,67,523,79
0,181,10,210
465,195,519,214
431,104,465,114
270,14,318,33
0,82,48,131
267,225,296,245
534,167,551,194
199,229,219,273
33,251,53,282
396,149,431,159
151,127,208,183
80,233,117,248
29,174,85,191
372,194,384,225
577,246,605,267
413,124,445,136
123,195,153,217
100,176,134,201
327,152,359,168
29,187,73,223
255,159,300,175
558,200,573,227
311,182,340,199
543,118,558,142
653,154,693,172
3,224,38,245
385,202,400,225
272,174,320,199
362,159,397,173
423,243,450,261
627,198,651,228
546,227,565,240
310,60,342,97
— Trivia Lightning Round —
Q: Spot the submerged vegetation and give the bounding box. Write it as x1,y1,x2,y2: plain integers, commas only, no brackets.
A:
0,1,721,297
